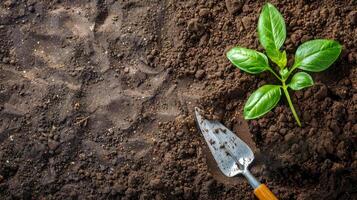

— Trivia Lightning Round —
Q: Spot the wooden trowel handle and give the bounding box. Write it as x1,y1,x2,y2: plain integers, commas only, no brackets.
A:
254,184,278,200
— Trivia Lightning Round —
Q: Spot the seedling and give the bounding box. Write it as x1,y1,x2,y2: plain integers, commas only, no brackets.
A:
226,3,342,126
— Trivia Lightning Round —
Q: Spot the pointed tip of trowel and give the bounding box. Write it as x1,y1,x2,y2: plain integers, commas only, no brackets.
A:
194,107,204,125
194,107,203,119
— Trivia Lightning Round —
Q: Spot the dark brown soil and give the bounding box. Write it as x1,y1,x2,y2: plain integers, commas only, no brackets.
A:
0,0,356,199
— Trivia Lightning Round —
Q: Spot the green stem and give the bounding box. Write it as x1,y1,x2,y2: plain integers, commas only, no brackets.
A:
284,64,298,81
267,68,282,81
282,82,301,126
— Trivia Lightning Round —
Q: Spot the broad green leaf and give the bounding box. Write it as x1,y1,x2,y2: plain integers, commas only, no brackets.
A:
258,3,286,67
244,85,281,119
293,39,342,72
226,47,269,74
288,72,314,90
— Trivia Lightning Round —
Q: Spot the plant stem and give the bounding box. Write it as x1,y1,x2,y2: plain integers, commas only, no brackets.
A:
282,81,301,126
284,65,298,81
269,66,301,126
267,68,282,81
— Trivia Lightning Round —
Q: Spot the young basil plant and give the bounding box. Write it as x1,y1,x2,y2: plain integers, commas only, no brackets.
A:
226,3,342,126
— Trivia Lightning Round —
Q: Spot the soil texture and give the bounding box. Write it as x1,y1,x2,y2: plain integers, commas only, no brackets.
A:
0,0,356,199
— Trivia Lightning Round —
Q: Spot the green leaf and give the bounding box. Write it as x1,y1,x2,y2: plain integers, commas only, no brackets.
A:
258,3,286,66
226,47,269,74
293,39,342,72
288,72,314,90
244,85,282,119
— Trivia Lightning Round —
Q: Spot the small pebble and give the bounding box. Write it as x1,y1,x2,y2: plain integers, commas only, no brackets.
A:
124,67,130,73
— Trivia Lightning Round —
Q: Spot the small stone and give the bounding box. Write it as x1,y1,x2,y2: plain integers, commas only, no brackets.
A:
225,0,244,15
176,131,184,137
268,125,277,132
28,5,35,12
199,8,211,17
124,67,130,73
241,16,253,30
2,57,10,63
279,128,287,135
187,18,201,32
0,175,3,183
53,134,59,141
79,153,86,160
99,165,107,171
112,15,119,21
149,178,164,189
161,142,169,148
195,69,205,79
187,148,195,155
117,53,124,59
96,173,103,180
48,140,60,151
284,132,295,142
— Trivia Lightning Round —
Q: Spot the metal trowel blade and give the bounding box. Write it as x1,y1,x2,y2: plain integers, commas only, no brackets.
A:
194,107,254,177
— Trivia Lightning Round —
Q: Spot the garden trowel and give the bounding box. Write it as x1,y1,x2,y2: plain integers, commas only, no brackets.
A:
194,107,278,200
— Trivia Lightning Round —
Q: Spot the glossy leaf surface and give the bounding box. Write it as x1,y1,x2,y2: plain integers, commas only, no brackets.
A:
244,85,281,119
258,3,286,67
227,47,269,74
288,72,314,90
294,39,342,72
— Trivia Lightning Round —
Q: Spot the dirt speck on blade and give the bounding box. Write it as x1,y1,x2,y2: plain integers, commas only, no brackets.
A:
0,0,356,199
